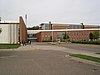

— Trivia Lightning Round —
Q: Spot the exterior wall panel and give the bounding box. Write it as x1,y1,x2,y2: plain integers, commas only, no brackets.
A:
19,16,28,44
0,23,19,44
36,30,99,42
0,24,9,43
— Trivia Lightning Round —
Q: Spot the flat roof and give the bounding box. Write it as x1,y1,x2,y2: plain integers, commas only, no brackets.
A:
28,28,100,34
0,21,19,24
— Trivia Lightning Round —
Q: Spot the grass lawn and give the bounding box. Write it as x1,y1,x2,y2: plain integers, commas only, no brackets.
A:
70,54,100,63
96,53,100,55
0,44,20,49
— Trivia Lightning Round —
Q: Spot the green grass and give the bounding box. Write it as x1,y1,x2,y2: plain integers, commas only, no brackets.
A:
96,53,100,55
0,44,20,49
70,54,100,63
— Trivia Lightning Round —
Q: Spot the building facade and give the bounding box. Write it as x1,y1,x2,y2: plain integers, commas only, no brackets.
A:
36,29,99,42
0,16,27,44
40,23,98,30
0,22,19,44
40,22,52,30
19,16,28,44
28,23,99,42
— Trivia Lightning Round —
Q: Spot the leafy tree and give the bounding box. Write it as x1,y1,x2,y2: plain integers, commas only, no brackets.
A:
27,27,33,30
63,33,69,41
89,33,93,40
97,26,100,28
93,31,99,39
89,31,99,41
27,26,39,30
66,34,69,39
63,33,66,40
33,26,39,30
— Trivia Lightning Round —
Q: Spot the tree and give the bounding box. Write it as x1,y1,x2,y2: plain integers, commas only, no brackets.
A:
27,26,39,30
62,33,69,42
89,33,93,40
89,31,99,41
32,26,39,30
66,34,69,39
63,33,66,40
93,31,99,40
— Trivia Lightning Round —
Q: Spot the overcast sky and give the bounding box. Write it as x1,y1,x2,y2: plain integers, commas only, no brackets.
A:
0,0,100,27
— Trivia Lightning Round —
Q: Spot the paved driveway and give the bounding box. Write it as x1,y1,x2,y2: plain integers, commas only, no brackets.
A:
0,43,100,75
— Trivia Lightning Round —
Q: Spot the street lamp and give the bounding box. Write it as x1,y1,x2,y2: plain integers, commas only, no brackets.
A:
49,21,53,42
81,23,84,29
52,25,53,43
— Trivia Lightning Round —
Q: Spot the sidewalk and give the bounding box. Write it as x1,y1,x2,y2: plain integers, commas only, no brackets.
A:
20,42,100,58
0,42,100,58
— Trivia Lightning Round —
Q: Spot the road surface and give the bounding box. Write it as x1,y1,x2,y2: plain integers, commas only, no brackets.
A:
0,43,100,75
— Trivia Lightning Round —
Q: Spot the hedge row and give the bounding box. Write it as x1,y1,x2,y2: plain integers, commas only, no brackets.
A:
71,40,100,45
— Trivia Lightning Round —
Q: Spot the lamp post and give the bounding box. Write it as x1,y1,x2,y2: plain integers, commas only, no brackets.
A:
52,25,53,43
81,23,84,29
49,21,53,43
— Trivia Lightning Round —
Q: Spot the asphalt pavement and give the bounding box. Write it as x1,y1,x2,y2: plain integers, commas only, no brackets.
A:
0,42,100,75
58,43,100,53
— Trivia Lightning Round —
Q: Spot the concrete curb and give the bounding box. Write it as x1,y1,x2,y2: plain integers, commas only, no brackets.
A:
65,54,100,67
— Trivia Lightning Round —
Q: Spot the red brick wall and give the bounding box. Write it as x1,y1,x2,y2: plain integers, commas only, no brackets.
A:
37,32,52,42
84,25,98,29
37,30,99,42
52,24,69,29
67,30,95,41
19,16,28,44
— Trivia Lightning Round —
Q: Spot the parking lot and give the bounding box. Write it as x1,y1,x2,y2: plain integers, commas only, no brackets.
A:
0,43,100,75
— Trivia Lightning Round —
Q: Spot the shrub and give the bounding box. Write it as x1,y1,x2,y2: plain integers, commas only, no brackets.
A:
71,40,100,45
